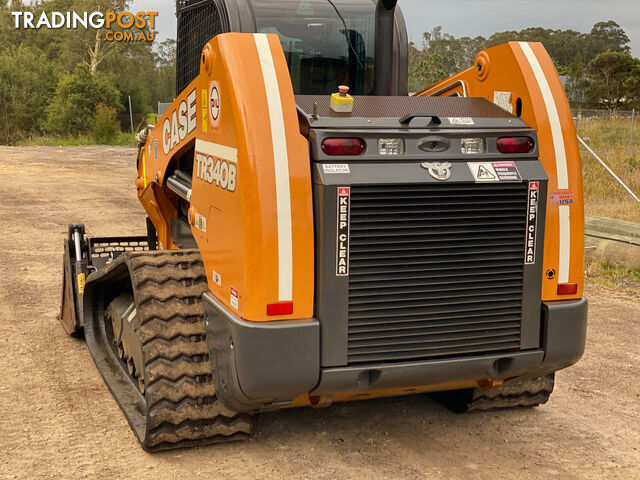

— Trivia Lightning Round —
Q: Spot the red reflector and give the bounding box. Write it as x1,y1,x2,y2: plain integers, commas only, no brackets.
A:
557,283,578,295
267,301,294,316
321,138,365,156
497,137,535,154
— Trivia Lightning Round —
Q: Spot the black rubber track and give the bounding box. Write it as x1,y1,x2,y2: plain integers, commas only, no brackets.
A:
83,249,252,451
430,374,555,413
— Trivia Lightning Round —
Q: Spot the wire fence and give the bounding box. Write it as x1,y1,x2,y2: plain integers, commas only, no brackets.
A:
574,108,639,150
574,108,637,120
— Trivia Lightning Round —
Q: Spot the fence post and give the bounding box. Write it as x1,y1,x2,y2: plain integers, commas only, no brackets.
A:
630,109,636,151
128,96,134,134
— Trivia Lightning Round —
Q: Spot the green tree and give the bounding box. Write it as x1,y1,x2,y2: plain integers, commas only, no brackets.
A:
91,102,120,143
411,53,448,91
587,21,631,58
152,39,177,104
566,54,589,104
45,63,120,135
585,51,640,110
0,44,56,142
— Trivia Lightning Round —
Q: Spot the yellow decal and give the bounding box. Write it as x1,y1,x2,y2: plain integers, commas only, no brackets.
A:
77,273,86,295
195,213,207,233
201,89,208,133
142,151,147,188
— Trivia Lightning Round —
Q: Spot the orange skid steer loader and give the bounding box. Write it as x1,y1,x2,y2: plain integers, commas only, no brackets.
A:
59,0,587,451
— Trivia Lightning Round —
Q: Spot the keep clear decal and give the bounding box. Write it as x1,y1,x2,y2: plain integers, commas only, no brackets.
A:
336,187,351,276
525,181,539,265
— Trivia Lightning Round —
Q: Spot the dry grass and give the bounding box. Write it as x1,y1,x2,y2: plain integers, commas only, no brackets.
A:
577,116,640,222
584,258,640,302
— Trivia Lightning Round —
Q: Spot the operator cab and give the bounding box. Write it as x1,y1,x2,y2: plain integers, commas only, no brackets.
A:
176,0,408,96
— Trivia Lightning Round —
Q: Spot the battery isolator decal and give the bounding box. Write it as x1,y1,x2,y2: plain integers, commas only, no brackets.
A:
336,187,351,276
323,164,350,174
525,181,539,265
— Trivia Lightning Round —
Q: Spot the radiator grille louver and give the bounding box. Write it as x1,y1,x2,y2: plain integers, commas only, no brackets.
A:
347,183,529,365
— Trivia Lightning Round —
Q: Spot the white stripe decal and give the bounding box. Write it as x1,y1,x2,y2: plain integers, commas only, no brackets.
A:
519,43,569,189
195,139,238,163
254,34,293,301
519,42,571,283
559,206,571,283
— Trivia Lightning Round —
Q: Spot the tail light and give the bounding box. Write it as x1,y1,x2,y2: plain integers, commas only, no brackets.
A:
267,301,293,316
497,137,534,154
321,138,365,156
557,283,578,295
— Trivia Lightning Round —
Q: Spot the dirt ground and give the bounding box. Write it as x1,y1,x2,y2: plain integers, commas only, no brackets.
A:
1,146,639,480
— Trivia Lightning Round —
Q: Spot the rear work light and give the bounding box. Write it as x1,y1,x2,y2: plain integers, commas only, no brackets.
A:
557,283,578,295
267,301,294,316
461,138,486,155
378,138,404,155
497,136,535,154
321,138,365,156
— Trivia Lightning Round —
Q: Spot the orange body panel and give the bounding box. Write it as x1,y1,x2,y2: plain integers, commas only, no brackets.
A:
137,33,314,322
416,42,584,301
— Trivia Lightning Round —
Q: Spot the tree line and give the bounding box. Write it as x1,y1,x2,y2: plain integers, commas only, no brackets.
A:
409,21,640,110
0,0,175,144
1,1,639,145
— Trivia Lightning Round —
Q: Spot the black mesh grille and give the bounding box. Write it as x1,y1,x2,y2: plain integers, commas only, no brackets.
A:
176,0,224,95
347,183,529,365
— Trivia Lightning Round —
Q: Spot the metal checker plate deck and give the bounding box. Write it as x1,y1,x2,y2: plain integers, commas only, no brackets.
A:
296,95,516,119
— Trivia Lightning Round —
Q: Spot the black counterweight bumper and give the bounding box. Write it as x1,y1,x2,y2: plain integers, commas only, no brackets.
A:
205,293,587,412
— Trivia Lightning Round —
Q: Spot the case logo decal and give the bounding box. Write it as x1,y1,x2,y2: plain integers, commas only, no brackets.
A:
162,88,197,155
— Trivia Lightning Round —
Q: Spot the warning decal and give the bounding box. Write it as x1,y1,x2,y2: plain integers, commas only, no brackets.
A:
77,273,86,295
195,213,207,233
468,162,522,183
449,117,475,125
336,187,351,276
230,287,239,309
477,165,496,180
525,181,539,265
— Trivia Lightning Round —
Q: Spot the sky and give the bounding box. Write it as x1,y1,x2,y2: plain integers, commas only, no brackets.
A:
133,0,639,57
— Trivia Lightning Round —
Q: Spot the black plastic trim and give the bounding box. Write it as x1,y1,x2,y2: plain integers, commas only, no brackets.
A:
203,293,320,412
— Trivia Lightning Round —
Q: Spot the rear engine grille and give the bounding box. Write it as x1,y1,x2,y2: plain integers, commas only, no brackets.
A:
347,183,529,365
